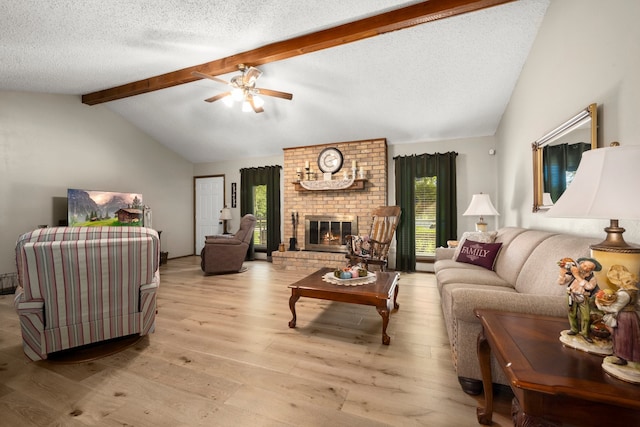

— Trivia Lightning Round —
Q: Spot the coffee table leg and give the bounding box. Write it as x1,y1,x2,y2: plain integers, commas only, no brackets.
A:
288,292,300,328
476,327,493,425
393,284,399,310
377,306,391,345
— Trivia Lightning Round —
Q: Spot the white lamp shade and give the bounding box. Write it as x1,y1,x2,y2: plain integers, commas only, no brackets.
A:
463,193,500,216
219,207,232,220
546,145,640,220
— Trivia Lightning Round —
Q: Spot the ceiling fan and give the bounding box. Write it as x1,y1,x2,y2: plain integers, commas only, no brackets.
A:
192,64,293,113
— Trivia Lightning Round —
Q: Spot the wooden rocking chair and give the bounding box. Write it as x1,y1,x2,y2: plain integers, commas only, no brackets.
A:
346,206,401,271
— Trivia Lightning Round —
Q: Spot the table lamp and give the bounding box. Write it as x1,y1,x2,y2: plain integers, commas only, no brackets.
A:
219,206,232,234
546,143,640,286
463,193,500,232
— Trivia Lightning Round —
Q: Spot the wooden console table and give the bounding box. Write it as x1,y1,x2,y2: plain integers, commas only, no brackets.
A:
475,309,640,426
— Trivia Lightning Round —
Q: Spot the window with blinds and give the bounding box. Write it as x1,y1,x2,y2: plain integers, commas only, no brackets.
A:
415,176,437,257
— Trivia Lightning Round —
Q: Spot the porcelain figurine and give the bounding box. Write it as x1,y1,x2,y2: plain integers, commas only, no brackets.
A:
596,265,640,383
557,257,612,355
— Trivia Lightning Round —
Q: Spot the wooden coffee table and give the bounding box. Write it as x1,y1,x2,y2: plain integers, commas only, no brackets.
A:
288,268,399,344
475,309,640,426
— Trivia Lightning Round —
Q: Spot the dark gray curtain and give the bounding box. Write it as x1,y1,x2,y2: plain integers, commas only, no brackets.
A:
394,152,458,272
543,142,591,202
240,165,282,260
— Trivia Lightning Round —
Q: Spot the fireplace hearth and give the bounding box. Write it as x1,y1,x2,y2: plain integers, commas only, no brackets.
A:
305,215,358,253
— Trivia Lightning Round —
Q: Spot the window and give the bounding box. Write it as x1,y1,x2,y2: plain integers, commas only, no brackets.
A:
253,184,267,249
415,176,437,257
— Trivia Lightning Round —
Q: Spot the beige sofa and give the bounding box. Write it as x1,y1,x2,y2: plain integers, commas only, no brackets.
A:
435,227,600,395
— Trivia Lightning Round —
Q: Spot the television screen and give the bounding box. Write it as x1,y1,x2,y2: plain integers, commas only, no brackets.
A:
67,189,144,227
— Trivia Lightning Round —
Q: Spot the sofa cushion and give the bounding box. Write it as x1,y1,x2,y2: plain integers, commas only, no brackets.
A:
453,231,498,259
493,230,557,285
436,266,511,293
455,241,502,270
515,233,599,295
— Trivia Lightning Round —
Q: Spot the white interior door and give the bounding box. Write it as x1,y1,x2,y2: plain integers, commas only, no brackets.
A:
195,176,224,255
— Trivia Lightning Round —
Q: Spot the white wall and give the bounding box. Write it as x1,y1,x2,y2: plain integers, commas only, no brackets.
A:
497,0,640,244
0,91,194,273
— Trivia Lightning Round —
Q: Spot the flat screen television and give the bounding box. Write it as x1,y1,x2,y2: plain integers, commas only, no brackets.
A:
67,189,144,227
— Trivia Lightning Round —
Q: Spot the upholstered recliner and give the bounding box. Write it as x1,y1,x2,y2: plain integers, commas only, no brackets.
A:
201,214,256,275
14,226,160,361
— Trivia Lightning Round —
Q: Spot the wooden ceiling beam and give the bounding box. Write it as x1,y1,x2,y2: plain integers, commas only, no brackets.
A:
81,0,514,105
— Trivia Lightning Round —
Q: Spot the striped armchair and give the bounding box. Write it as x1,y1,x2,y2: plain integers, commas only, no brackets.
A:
14,226,160,361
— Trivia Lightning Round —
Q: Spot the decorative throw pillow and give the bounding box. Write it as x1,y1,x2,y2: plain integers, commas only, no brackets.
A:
453,231,498,259
455,240,503,270
350,235,371,257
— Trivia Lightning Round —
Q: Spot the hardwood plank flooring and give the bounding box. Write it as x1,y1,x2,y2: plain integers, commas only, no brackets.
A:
0,256,514,426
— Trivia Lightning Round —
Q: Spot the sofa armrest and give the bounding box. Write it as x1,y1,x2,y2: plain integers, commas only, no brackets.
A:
435,247,456,261
451,288,566,323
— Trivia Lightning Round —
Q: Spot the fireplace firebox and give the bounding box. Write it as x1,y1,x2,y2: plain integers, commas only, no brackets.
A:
304,215,358,253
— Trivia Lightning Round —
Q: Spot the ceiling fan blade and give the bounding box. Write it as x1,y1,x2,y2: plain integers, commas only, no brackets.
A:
204,92,231,103
243,66,263,86
249,97,264,113
192,71,229,86
256,88,293,100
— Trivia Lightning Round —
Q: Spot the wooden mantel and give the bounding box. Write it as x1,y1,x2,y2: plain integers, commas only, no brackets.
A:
292,179,367,192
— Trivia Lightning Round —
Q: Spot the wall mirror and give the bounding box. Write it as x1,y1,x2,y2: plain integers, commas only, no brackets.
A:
532,103,597,212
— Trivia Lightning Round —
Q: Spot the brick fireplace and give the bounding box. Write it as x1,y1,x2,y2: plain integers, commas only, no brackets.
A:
304,215,358,253
272,138,388,271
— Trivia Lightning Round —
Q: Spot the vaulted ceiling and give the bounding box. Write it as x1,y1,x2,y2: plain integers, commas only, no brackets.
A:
0,0,550,163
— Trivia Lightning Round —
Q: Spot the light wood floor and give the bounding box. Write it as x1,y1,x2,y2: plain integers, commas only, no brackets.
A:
0,257,514,426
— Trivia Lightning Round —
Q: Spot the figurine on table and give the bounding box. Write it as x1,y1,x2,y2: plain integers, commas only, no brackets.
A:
557,257,602,343
595,265,640,382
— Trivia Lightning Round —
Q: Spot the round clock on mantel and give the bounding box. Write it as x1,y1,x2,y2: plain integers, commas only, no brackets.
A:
317,147,344,174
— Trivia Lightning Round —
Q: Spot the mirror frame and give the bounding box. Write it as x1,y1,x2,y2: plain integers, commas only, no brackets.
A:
532,103,597,212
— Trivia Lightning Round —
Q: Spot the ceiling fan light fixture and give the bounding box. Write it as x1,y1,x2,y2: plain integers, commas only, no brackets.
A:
241,100,252,113
253,95,264,109
222,95,234,107
231,88,244,102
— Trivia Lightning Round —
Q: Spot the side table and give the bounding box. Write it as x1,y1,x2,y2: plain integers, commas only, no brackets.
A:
475,309,640,426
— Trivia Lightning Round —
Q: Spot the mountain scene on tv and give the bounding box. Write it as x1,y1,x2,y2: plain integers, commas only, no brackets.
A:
68,189,144,227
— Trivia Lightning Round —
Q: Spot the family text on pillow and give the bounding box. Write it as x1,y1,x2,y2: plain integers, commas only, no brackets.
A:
455,240,503,270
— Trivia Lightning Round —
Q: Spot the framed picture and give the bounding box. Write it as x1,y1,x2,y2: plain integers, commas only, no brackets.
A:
67,189,143,227
231,182,237,208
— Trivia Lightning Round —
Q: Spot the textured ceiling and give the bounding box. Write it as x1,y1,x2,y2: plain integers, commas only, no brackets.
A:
0,0,550,163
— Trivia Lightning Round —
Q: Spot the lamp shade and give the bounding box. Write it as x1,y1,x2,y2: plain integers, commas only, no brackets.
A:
463,194,500,217
219,207,232,221
546,145,640,220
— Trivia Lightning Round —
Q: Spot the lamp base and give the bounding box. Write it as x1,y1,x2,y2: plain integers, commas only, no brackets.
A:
590,220,640,289
475,222,488,232
591,247,640,290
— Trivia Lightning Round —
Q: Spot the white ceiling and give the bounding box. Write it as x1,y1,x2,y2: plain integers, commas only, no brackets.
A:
0,0,550,163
